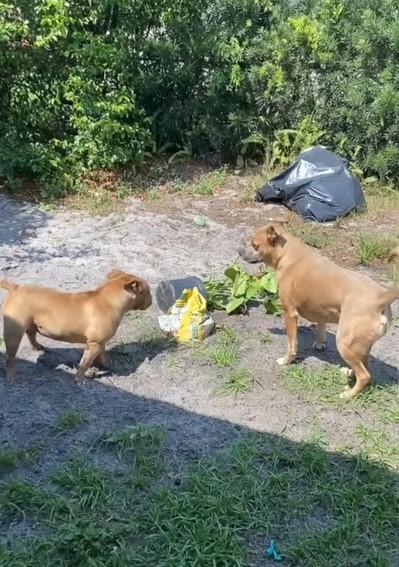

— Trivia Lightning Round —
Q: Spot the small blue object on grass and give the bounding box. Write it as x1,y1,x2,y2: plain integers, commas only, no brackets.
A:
266,540,283,561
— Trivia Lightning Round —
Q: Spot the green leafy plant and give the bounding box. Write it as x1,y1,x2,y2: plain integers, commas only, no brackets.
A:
168,144,193,165
205,264,281,315
267,118,325,171
3,0,399,194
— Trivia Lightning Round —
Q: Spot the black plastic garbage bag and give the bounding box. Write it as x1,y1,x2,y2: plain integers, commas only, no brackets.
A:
255,145,366,222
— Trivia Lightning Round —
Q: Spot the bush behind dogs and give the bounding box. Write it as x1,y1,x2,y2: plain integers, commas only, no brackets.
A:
1,0,399,194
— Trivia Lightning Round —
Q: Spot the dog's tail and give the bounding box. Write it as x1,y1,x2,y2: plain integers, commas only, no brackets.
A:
378,287,399,308
388,246,399,264
388,246,399,285
378,247,399,307
0,278,18,292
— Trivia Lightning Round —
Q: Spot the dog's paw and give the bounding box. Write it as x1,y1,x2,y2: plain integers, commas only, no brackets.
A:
339,387,355,399
276,356,293,366
340,367,355,378
312,341,326,351
94,363,108,372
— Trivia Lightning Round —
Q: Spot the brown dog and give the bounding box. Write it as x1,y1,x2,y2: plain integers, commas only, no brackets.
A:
0,270,152,384
248,224,398,398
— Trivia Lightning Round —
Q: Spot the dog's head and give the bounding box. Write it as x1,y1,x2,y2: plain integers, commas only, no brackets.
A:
249,224,287,268
106,270,152,311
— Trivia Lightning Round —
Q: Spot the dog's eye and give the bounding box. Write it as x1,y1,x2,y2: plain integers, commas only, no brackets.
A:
252,244,259,251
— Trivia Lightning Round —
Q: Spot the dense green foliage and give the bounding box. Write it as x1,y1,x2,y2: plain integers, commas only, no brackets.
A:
1,0,399,193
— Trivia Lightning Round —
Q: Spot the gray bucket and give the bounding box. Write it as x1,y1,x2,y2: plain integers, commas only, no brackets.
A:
156,277,208,313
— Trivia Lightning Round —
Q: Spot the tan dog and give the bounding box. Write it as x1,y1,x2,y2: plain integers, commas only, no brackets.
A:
249,224,398,398
0,270,152,384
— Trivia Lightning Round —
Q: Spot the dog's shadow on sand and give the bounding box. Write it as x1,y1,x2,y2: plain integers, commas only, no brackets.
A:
269,325,399,388
32,337,177,380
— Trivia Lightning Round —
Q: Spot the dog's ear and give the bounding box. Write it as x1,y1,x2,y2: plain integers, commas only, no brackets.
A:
265,225,279,245
107,269,124,280
124,278,143,295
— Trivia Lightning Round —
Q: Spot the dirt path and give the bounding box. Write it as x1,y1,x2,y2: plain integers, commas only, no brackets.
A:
1,191,398,483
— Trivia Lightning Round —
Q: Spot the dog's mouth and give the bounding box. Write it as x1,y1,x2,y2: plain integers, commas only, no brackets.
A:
140,294,153,310
238,241,261,264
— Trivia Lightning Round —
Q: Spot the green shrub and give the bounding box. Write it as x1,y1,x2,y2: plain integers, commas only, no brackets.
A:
1,0,399,196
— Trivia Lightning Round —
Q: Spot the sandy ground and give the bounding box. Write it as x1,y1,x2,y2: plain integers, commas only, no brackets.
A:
1,192,399,484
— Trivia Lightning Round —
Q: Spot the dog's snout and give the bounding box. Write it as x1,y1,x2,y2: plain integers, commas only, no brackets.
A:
238,241,262,264
143,291,153,310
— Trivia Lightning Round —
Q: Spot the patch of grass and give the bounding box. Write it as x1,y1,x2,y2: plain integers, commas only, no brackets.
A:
141,434,399,566
280,364,346,403
199,325,245,378
257,331,273,344
281,365,399,422
1,430,399,566
178,169,227,195
236,169,267,202
38,200,58,212
299,226,333,249
217,324,238,345
128,457,164,491
63,181,125,216
145,188,161,201
290,223,334,250
382,407,399,423
355,424,399,468
354,232,396,265
351,383,399,418
365,183,399,213
98,424,163,459
19,442,44,463
0,479,72,519
52,458,109,509
97,424,164,490
165,353,185,369
0,478,133,565
0,442,44,473
221,368,255,396
49,409,86,437
303,229,333,249
109,341,134,362
0,448,19,470
202,343,238,368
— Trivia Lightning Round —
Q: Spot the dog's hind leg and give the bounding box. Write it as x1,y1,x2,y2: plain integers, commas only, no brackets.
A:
336,326,372,399
3,315,25,382
26,324,45,351
93,346,107,370
336,306,392,398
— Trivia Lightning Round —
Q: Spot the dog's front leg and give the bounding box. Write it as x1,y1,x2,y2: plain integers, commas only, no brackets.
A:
75,342,104,385
277,311,298,365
